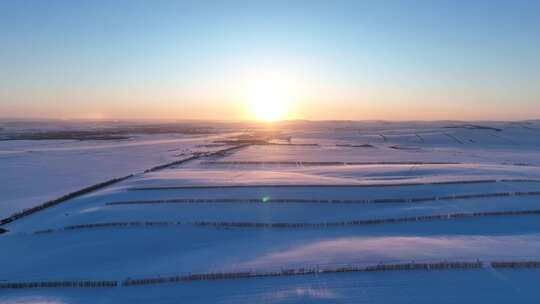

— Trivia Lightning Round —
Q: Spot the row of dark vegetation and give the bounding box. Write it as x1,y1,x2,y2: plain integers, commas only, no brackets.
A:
215,139,317,146
0,280,117,289
33,221,180,234
121,261,484,287
143,144,247,173
106,190,540,206
122,261,481,286
0,131,130,141
32,209,540,235
389,145,422,150
192,209,540,229
336,144,375,148
491,261,540,268
213,130,298,146
129,178,540,191
267,143,319,146
3,260,540,289
112,124,215,135
444,124,502,132
214,139,270,145
0,175,133,226
0,124,216,141
202,160,460,166
144,156,199,173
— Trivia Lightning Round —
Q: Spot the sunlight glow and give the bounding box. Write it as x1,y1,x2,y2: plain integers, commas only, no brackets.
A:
243,71,296,122
248,89,290,122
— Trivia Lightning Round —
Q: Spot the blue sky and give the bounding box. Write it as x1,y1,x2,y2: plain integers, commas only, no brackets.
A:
1,0,539,120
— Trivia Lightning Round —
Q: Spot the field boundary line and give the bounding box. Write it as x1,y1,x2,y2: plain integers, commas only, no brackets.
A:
4,259,540,289
128,179,540,191
105,190,540,206
28,208,540,235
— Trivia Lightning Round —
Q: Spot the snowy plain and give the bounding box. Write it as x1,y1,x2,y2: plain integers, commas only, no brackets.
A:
0,131,236,218
1,120,540,303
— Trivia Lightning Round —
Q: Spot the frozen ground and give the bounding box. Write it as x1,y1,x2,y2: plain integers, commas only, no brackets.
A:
0,131,236,218
1,120,540,303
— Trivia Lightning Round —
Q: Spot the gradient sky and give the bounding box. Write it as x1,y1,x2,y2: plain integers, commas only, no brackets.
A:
1,0,539,121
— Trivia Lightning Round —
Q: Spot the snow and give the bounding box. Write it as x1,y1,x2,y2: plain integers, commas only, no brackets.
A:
1,121,540,303
3,270,540,304
0,133,233,218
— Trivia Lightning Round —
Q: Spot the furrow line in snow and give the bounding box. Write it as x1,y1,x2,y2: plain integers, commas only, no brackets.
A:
444,133,464,144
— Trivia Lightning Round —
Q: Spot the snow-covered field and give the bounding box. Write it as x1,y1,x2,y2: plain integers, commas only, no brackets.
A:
0,132,236,218
1,120,540,303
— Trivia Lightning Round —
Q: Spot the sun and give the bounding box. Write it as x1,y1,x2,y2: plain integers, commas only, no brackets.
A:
238,68,301,122
245,78,293,122
248,90,289,122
